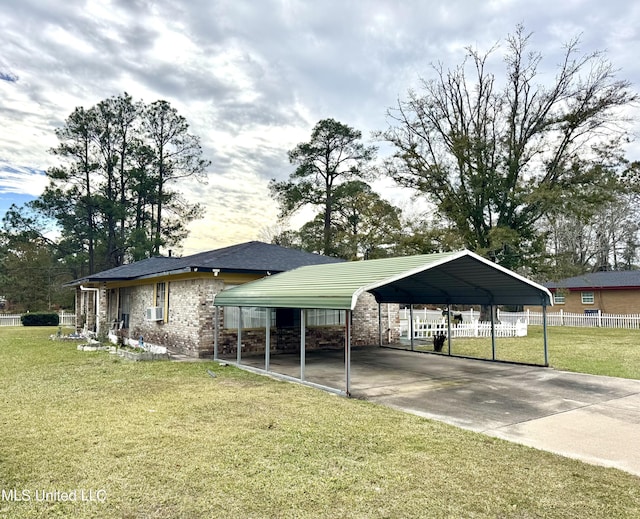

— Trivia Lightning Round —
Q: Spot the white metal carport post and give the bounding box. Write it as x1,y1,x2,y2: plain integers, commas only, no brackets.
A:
213,306,219,360
300,309,306,381
490,304,497,361
378,303,382,346
543,304,549,366
345,309,352,396
237,306,243,364
446,304,452,355
409,304,415,351
265,308,271,371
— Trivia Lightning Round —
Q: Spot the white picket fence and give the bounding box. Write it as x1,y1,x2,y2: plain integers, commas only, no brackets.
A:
400,308,481,323
0,311,76,327
400,319,527,339
400,308,640,330
500,309,640,329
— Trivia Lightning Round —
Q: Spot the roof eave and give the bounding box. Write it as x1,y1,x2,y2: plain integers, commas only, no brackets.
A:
65,277,132,287
558,285,640,291
361,249,553,307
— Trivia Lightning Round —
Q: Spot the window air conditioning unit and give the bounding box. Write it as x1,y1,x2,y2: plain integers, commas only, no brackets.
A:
145,307,164,321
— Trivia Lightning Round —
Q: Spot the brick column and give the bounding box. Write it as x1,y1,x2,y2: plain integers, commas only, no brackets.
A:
75,287,82,333
98,283,108,340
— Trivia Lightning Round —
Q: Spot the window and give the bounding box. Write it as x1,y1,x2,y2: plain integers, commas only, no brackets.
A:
553,292,565,305
155,282,165,307
306,309,346,327
107,289,119,323
223,307,347,329
155,282,168,321
581,291,594,304
119,287,132,328
224,307,276,329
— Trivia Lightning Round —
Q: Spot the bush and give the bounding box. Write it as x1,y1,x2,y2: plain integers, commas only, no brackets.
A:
21,313,60,327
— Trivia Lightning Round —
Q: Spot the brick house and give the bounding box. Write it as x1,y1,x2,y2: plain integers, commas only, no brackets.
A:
545,271,640,314
69,241,401,357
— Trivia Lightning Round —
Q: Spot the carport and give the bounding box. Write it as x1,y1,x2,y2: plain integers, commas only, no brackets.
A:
212,249,552,396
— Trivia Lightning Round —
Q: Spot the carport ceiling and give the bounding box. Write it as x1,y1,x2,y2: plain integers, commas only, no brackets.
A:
213,249,552,309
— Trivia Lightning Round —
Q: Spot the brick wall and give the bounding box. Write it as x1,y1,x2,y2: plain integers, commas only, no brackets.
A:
98,285,108,338
217,322,346,358
217,294,401,357
352,293,400,346
556,289,640,314
121,277,224,357
95,277,401,358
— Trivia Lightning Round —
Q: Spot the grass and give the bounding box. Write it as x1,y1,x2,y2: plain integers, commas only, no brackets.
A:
406,326,640,379
0,327,639,518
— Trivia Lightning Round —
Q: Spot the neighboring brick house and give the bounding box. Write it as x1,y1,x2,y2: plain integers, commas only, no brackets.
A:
545,271,640,314
69,241,401,357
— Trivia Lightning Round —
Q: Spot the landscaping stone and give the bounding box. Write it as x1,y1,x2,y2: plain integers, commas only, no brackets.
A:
117,349,169,361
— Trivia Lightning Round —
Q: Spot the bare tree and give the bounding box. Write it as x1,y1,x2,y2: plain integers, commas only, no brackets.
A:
381,24,637,272
546,195,639,276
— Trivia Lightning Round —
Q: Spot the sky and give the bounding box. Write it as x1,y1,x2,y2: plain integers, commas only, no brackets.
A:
1,0,640,255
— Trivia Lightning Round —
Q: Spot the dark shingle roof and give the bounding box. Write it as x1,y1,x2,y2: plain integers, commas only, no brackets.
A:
178,241,343,273
69,241,343,285
70,256,182,285
545,270,640,290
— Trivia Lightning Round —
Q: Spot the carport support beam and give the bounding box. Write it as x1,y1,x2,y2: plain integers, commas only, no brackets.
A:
410,304,415,351
446,305,452,356
213,306,219,361
378,302,382,347
543,304,549,366
265,308,271,371
300,309,306,381
490,304,496,361
345,310,351,396
237,306,242,364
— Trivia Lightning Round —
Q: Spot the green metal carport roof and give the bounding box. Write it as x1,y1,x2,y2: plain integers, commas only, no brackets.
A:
213,249,552,309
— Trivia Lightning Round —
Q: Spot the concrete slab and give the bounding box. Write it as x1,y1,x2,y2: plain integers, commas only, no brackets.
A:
231,347,640,477
487,394,640,476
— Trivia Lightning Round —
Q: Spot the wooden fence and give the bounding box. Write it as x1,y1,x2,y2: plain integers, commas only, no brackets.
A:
0,311,76,327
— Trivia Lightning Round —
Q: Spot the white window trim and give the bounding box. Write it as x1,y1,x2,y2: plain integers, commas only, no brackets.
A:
154,282,168,322
581,291,595,305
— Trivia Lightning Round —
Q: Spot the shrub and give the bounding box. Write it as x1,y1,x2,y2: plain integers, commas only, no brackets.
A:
21,313,60,327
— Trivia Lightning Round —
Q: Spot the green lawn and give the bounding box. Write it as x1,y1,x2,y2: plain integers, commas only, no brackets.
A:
406,326,640,379
1,327,639,518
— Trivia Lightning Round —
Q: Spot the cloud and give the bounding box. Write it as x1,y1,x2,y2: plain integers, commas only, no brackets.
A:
0,0,639,253
0,162,48,197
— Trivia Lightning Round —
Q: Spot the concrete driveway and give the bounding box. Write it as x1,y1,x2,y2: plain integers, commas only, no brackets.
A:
235,347,640,477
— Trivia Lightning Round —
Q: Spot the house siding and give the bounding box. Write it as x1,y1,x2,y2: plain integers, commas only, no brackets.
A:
554,289,640,314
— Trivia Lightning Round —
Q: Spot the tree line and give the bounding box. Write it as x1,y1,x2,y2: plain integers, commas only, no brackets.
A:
1,94,209,310
271,26,639,275
2,25,639,312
